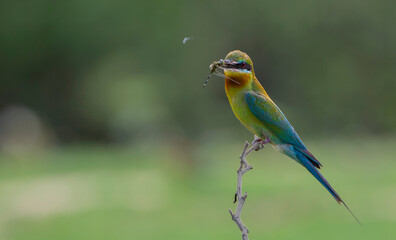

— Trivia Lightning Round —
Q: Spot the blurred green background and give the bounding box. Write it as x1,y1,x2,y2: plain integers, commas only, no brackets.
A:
0,0,395,239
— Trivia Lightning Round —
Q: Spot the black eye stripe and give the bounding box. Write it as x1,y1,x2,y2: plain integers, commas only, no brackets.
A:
225,60,252,71
238,62,252,71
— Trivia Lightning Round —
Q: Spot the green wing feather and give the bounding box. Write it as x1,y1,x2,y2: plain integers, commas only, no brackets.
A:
245,91,322,168
244,91,306,149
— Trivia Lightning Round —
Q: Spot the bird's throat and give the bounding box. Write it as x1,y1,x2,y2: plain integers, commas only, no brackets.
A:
224,71,251,92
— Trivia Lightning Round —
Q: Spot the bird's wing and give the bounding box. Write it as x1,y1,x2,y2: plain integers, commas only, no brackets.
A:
245,91,306,149
245,91,322,168
245,93,361,223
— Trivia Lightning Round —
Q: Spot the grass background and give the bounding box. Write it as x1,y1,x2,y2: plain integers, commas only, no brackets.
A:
0,137,394,240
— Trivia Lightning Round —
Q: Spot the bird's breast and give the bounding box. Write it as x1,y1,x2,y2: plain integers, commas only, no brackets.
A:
226,89,272,139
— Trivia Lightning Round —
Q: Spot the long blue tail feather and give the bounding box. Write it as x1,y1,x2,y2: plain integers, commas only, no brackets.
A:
293,147,361,225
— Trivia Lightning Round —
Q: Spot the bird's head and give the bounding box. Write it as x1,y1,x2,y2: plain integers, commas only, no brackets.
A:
223,50,254,87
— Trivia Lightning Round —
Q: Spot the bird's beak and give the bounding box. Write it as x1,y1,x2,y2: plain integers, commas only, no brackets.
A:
222,60,239,69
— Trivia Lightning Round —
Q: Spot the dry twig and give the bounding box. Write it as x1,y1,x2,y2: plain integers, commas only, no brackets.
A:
229,136,268,240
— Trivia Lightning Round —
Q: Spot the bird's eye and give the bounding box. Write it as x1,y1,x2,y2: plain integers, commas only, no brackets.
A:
238,61,252,71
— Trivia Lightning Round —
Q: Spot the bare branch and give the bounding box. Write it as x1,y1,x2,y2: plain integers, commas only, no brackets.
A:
229,136,268,240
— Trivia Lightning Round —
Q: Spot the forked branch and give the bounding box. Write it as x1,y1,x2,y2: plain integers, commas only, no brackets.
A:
229,136,267,240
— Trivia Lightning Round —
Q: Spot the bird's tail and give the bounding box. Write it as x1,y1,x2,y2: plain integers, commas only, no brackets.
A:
293,147,361,225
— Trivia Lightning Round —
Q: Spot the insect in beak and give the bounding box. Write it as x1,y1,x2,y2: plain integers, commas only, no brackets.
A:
203,59,240,87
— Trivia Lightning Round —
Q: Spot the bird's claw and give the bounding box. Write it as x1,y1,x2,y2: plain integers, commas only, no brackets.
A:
252,136,270,151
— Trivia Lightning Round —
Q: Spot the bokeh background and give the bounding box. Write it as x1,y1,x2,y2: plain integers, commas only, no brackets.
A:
0,0,395,239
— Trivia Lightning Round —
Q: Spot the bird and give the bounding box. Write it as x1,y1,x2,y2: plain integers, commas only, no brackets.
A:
216,50,360,224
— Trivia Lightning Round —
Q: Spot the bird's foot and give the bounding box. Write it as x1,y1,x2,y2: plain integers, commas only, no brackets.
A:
252,136,270,151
